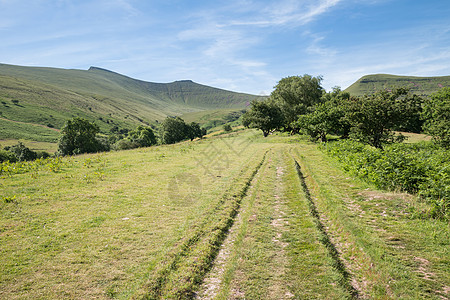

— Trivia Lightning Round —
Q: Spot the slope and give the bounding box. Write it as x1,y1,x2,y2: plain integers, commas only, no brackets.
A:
0,63,259,141
345,74,450,96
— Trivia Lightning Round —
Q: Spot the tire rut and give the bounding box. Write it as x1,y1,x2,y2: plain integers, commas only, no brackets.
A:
293,158,359,299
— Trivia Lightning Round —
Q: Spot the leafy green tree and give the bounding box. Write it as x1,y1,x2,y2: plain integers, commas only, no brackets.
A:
270,75,324,131
223,124,232,132
294,102,340,142
58,117,108,155
295,87,351,141
344,89,408,149
389,88,424,133
242,99,283,137
187,122,204,141
423,87,450,148
0,149,17,163
128,125,157,147
161,117,189,144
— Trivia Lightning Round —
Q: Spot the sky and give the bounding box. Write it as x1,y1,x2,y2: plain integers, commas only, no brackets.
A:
1,0,450,95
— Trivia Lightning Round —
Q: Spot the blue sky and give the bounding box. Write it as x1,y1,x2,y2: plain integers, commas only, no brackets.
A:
1,0,449,95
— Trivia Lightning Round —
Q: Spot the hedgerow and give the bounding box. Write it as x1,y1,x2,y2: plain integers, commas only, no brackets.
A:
321,140,449,218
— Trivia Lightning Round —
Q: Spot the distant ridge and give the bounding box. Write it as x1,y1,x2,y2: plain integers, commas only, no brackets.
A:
345,74,450,96
0,63,261,141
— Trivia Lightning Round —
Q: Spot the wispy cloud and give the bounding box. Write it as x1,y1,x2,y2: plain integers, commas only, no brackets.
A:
226,0,342,27
1,0,449,95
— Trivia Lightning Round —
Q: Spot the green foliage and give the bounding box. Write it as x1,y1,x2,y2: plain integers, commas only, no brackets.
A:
423,87,450,148
242,99,283,137
161,117,205,144
294,87,351,141
58,117,109,155
223,124,232,132
0,149,17,163
187,122,205,141
322,140,449,218
344,89,415,148
270,75,324,129
127,125,157,147
0,156,66,178
161,117,188,144
5,142,37,161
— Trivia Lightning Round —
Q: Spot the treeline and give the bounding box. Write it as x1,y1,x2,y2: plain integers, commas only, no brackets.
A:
57,116,207,156
243,75,449,149
0,116,207,161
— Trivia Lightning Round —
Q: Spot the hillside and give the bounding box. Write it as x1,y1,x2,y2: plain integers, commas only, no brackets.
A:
345,74,450,96
0,63,259,141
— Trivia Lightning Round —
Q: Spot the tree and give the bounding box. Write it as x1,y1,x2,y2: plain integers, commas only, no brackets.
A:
128,125,157,147
270,75,324,131
6,142,37,161
295,102,341,142
242,99,283,137
390,88,424,133
161,117,189,144
294,87,351,141
423,87,450,148
344,89,408,149
223,124,232,132
58,117,108,155
187,122,204,141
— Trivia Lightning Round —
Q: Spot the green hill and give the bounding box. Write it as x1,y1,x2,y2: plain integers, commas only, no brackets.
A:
0,63,259,142
345,74,450,96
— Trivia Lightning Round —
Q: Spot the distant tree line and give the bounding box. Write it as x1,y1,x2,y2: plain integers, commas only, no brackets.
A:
243,74,450,149
54,116,207,156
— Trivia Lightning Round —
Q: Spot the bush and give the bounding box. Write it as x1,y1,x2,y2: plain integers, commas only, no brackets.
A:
423,87,450,148
5,142,37,161
36,151,51,159
112,139,140,150
322,140,449,218
58,117,108,155
0,149,17,163
223,124,232,132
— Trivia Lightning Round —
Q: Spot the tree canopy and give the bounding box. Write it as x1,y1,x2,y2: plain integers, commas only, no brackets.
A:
270,75,324,130
344,89,413,148
242,99,283,137
58,117,108,155
161,117,205,144
128,125,157,147
423,87,450,148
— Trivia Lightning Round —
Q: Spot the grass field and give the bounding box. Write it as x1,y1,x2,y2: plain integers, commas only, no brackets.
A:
1,130,448,299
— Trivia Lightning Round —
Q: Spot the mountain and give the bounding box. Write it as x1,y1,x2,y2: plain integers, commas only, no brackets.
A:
345,74,450,96
0,63,260,142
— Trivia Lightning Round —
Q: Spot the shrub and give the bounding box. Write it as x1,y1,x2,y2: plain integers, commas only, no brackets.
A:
0,149,17,163
223,124,232,132
58,117,108,155
322,140,449,218
5,142,37,161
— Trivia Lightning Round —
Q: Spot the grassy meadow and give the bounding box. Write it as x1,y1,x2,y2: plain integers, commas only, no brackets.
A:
1,130,448,299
